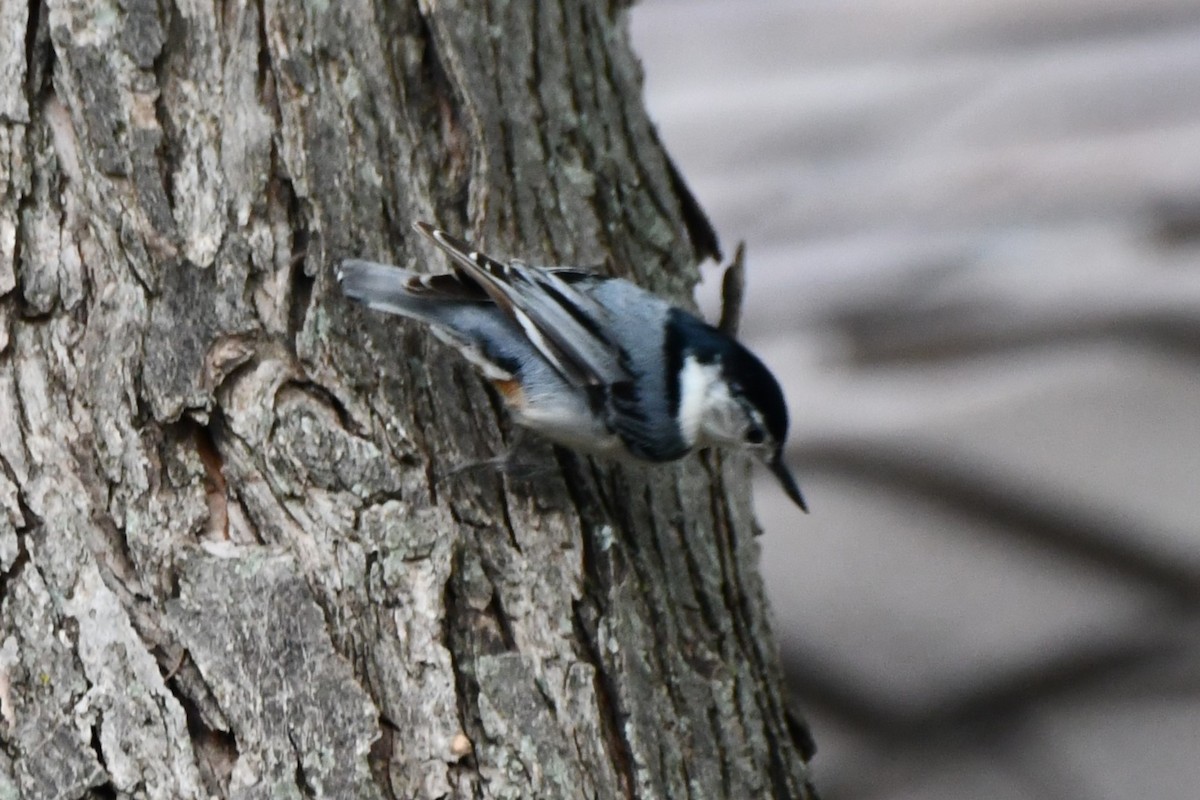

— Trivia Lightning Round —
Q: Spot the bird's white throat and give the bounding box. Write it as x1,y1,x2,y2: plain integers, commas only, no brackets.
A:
678,355,733,447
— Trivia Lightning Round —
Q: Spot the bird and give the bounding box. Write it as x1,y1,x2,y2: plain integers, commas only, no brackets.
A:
336,221,807,511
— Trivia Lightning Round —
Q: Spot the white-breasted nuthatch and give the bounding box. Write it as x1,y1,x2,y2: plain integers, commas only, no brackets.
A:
337,222,807,511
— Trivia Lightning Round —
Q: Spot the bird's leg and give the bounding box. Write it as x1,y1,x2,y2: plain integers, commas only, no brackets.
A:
438,427,555,482
438,453,510,479
495,427,559,480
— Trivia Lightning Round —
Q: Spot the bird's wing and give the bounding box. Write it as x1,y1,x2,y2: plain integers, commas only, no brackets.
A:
412,221,631,388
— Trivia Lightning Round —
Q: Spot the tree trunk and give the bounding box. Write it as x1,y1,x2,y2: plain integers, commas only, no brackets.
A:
0,1,816,798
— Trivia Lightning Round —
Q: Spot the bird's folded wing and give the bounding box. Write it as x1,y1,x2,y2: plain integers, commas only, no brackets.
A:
413,221,631,388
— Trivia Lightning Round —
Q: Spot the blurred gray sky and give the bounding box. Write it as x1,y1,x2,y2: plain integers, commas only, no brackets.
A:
632,2,1200,798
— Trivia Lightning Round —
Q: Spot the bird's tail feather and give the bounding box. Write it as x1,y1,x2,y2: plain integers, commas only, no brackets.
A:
338,261,422,314
338,260,477,328
336,258,517,382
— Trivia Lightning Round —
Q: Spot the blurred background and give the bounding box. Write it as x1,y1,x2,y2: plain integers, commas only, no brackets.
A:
631,2,1200,798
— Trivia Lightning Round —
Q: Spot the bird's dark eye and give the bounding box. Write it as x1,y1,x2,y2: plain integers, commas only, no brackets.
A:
745,426,765,445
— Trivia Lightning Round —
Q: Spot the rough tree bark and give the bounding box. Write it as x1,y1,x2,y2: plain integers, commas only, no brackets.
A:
0,1,816,798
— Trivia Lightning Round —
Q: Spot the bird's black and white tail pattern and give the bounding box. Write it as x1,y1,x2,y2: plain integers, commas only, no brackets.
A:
336,256,487,316
336,257,520,382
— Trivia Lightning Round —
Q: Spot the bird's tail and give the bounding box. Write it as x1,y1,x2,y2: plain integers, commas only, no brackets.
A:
336,257,518,382
336,259,430,319
338,257,493,326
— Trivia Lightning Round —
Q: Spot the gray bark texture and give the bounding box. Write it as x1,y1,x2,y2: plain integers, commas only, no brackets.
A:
0,1,816,798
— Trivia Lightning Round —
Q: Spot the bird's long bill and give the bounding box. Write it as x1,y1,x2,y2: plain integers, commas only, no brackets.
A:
769,451,808,512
